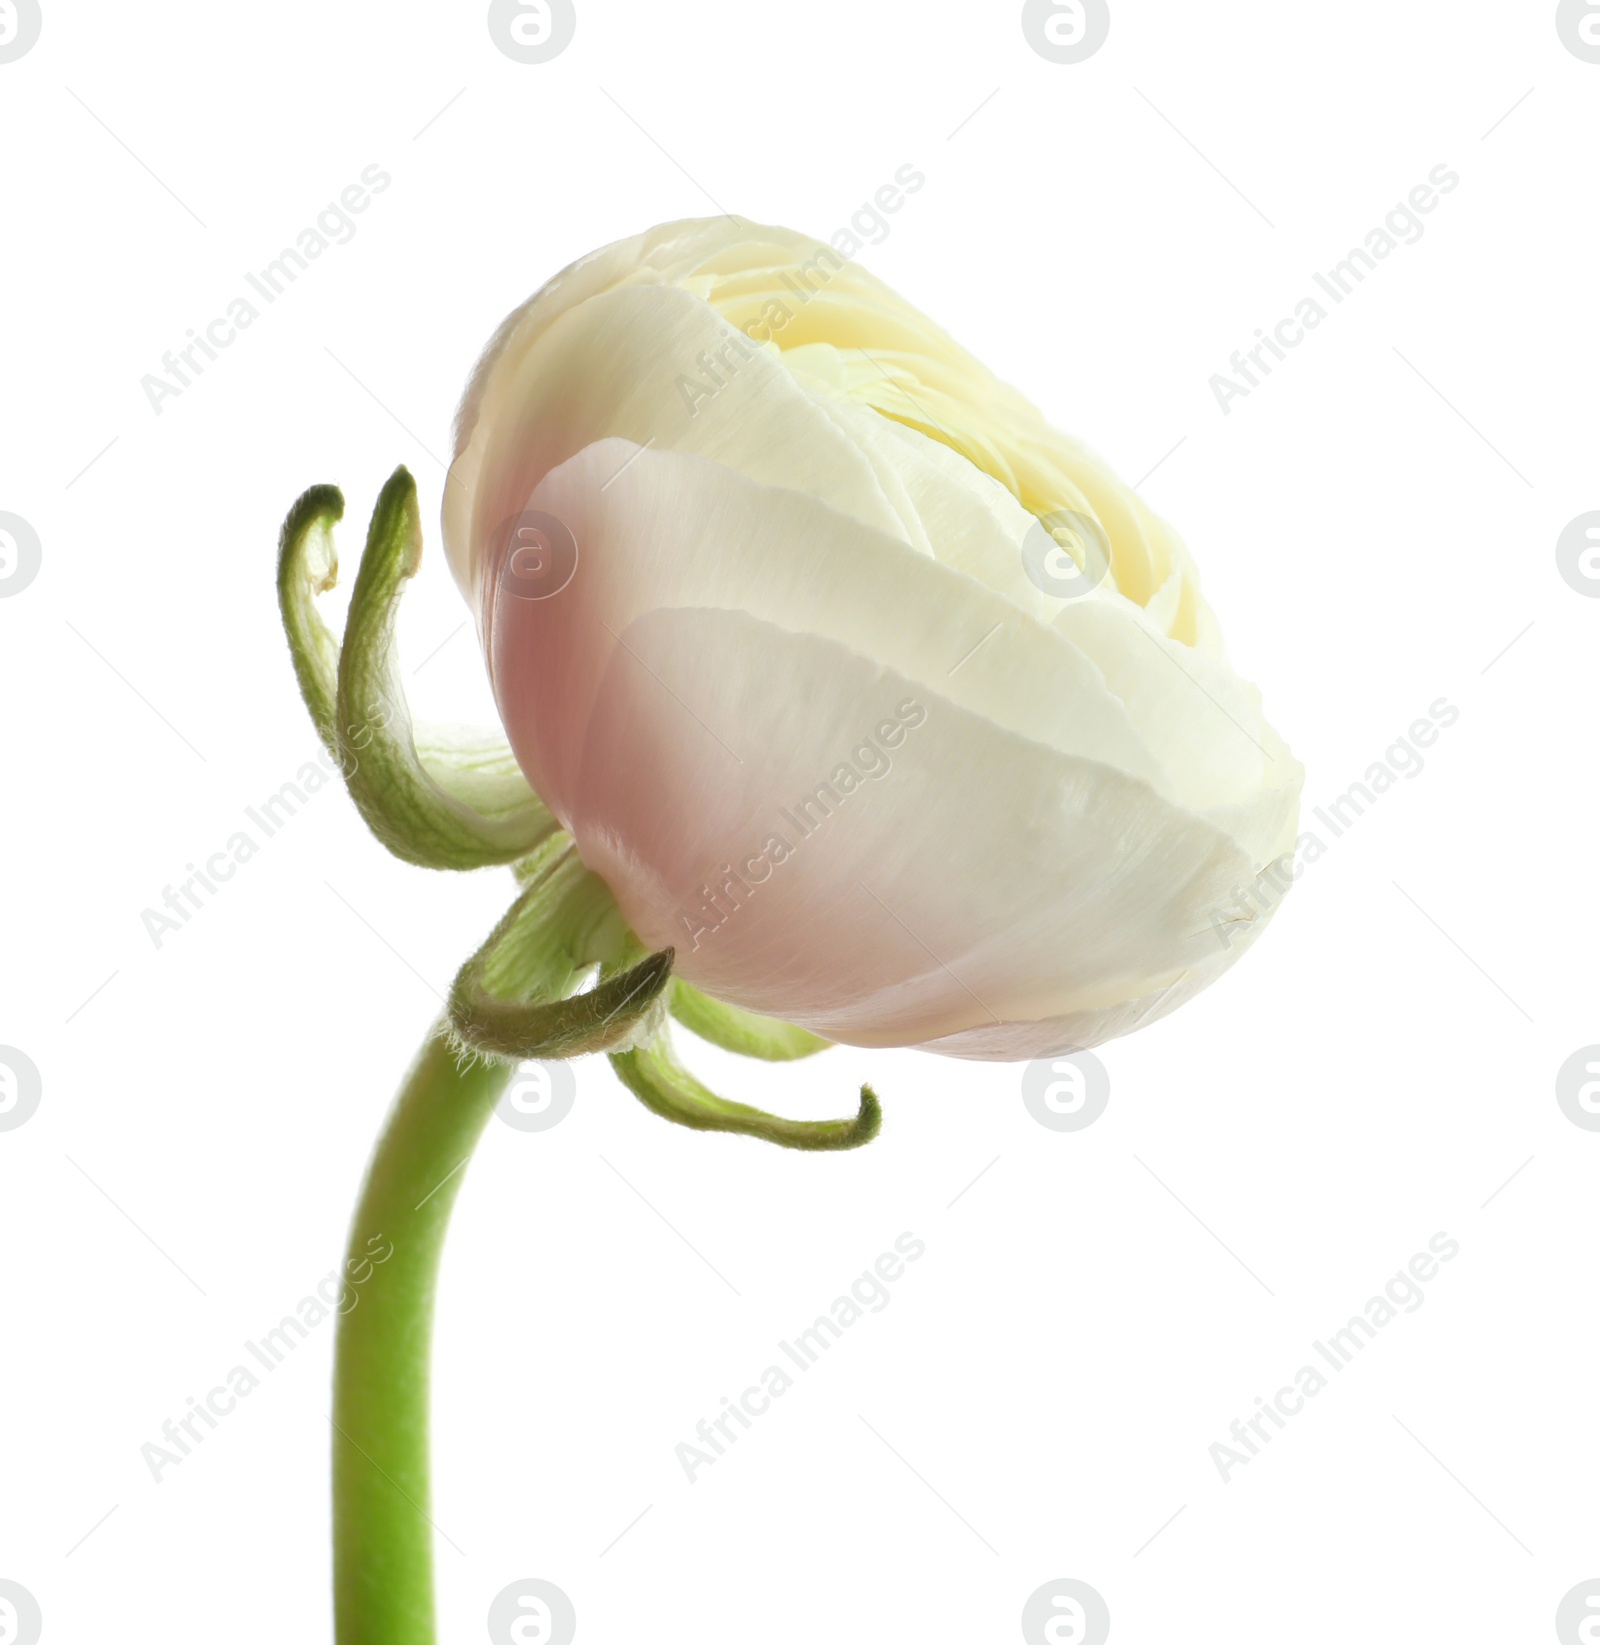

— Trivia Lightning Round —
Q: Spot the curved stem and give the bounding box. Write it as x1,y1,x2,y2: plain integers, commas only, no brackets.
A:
332,1026,513,1645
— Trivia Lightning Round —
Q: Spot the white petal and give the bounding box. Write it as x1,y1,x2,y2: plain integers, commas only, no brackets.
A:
449,280,909,597
489,442,1176,825
553,602,1261,1047
913,963,1231,1060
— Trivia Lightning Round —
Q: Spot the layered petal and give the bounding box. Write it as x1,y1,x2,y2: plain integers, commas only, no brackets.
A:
487,441,1171,820
560,602,1256,1050
448,218,1303,1057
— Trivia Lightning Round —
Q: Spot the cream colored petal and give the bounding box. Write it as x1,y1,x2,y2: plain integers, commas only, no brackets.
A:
912,957,1235,1059
450,282,920,604
554,604,1262,1046
488,441,1174,822
447,216,1222,649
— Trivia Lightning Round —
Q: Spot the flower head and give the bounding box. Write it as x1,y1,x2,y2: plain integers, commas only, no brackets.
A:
440,218,1300,1058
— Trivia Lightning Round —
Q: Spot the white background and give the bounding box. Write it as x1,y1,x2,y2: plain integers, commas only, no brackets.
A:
3,2,1598,1641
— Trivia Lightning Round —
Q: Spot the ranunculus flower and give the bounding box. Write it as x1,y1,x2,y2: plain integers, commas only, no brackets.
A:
441,217,1301,1059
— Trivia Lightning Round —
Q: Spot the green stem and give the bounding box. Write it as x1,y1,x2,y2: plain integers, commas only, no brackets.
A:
332,1025,514,1645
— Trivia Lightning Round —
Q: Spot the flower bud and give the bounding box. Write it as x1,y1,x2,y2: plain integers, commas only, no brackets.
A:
443,219,1301,1057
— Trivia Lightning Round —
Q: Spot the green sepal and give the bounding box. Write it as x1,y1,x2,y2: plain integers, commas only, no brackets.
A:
454,945,674,1063
276,482,345,753
335,467,562,868
276,470,561,871
670,981,831,1061
610,1027,881,1151
448,837,673,1060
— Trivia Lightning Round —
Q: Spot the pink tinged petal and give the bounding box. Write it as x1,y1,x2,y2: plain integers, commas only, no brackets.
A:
486,442,1174,827
551,604,1261,1049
